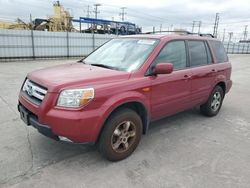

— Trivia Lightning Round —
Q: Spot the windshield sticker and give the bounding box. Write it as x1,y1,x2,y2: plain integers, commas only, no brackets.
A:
137,40,155,45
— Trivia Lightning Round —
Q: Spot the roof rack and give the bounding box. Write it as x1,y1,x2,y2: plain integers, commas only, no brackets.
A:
143,30,215,38
198,33,215,38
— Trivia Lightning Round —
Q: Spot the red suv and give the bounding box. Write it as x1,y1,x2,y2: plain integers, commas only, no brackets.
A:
18,34,232,161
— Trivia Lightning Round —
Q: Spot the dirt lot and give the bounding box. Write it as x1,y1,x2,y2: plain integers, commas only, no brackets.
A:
0,55,250,188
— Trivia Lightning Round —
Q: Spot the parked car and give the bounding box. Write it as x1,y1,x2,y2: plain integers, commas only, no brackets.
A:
18,34,232,161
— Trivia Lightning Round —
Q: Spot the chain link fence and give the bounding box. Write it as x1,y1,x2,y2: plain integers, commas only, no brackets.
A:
223,41,250,54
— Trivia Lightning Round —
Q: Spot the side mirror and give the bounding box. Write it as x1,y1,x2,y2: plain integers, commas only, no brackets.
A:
154,63,173,75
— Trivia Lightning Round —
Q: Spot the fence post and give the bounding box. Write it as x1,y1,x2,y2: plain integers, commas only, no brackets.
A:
237,43,240,54
31,29,35,59
247,43,250,54
232,43,235,54
66,31,69,58
92,33,95,51
226,42,230,53
30,14,35,59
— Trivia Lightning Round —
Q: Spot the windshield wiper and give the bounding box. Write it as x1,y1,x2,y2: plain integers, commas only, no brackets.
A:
90,63,117,70
78,59,85,63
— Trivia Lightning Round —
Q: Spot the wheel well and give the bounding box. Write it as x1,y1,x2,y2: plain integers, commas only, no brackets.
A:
96,102,149,144
216,82,226,95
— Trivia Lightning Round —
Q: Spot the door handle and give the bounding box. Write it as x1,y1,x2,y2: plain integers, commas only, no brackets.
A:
184,75,191,79
211,69,217,72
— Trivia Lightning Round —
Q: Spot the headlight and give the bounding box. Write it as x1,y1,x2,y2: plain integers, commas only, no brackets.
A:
57,88,94,108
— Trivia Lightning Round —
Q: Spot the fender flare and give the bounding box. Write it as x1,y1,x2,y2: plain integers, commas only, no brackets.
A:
94,91,151,142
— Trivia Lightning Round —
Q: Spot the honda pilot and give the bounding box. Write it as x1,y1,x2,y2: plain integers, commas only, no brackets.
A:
18,34,232,161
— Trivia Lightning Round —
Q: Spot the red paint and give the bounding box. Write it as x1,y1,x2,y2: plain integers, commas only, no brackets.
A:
18,34,232,143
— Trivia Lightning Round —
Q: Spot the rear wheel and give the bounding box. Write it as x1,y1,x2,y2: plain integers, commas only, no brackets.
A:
98,108,142,161
200,85,224,117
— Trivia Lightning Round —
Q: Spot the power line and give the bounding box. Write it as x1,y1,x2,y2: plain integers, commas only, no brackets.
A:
79,0,169,22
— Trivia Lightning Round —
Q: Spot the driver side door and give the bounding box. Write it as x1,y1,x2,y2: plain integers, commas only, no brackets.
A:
150,40,193,120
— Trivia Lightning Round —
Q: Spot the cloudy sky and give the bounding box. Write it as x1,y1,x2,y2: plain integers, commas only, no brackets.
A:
1,0,250,40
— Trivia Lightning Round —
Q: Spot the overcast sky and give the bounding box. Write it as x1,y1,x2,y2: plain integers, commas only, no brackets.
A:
1,0,250,40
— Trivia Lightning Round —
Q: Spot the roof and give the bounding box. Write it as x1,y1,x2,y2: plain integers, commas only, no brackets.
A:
121,33,219,41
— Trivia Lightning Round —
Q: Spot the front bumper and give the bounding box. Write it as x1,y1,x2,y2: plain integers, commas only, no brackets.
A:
18,95,101,144
18,104,63,141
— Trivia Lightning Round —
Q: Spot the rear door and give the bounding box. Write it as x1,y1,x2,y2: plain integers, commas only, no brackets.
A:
150,40,192,120
187,40,216,105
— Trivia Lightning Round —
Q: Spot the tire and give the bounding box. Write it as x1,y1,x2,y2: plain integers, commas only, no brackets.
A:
98,108,142,161
120,26,126,35
200,85,224,117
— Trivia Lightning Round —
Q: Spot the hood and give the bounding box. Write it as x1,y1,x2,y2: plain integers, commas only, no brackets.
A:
27,62,130,92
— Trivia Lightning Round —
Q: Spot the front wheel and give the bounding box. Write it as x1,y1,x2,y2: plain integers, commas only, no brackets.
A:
200,86,224,117
98,108,142,161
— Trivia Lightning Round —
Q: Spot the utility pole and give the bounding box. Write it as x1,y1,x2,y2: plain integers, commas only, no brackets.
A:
86,5,91,18
228,32,233,42
192,21,195,33
243,25,248,40
93,3,101,32
93,3,101,19
213,13,219,38
222,28,226,42
198,21,202,34
86,5,91,30
192,21,201,33
119,7,127,21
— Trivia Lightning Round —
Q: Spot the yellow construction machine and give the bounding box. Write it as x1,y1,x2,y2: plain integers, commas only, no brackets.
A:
0,1,74,32
34,1,74,32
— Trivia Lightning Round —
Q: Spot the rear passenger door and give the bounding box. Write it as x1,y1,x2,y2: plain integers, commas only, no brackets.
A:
187,40,216,105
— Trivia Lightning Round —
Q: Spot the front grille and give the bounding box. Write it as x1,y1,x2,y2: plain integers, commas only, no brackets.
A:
22,79,47,105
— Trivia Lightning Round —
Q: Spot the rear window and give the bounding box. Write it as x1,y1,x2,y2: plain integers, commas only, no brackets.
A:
188,41,209,67
210,40,228,63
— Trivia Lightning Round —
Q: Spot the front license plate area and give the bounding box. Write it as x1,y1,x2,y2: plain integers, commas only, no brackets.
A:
19,106,30,125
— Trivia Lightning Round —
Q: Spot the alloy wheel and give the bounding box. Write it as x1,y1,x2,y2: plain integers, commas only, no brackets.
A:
111,121,136,153
211,91,221,111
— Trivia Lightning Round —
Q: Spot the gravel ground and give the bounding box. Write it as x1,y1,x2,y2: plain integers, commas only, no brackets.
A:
0,55,250,188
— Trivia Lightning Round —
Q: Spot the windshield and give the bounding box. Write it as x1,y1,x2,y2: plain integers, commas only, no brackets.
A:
83,38,158,72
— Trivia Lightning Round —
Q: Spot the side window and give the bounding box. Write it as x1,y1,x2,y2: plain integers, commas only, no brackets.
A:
210,40,228,63
188,41,208,67
154,41,187,70
205,42,213,64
